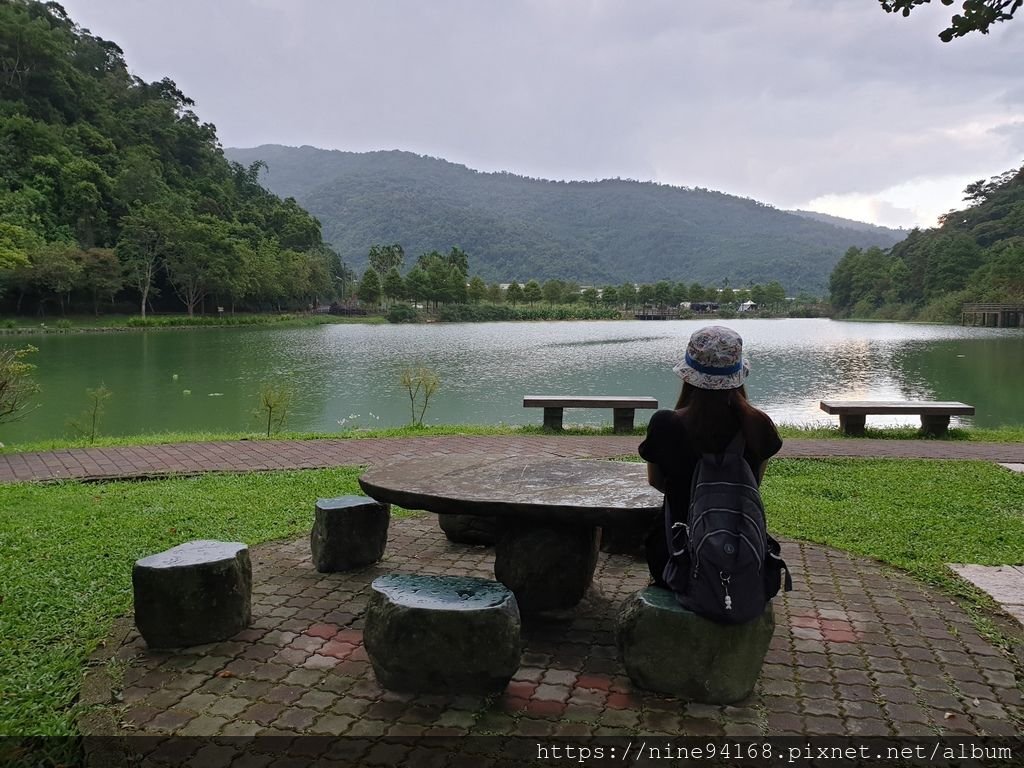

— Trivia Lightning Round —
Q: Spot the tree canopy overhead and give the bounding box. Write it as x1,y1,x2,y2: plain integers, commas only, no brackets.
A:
879,0,1021,41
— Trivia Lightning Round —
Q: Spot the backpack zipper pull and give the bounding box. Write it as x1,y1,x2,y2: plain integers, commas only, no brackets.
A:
721,572,732,611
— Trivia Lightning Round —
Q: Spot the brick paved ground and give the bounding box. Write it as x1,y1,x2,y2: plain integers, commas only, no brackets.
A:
90,515,1021,765
4,435,1024,483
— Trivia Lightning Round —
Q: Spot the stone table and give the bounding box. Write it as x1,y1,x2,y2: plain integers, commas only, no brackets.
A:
358,455,663,613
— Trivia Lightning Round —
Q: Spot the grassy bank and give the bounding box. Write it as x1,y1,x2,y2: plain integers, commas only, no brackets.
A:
2,422,1022,455
0,313,385,335
0,459,1021,738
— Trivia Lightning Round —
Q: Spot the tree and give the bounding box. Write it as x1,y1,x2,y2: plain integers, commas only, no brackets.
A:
404,267,430,306
486,282,503,303
763,281,787,307
163,216,236,317
969,238,1024,300
467,275,487,304
581,287,600,305
26,243,83,314
382,267,405,305
637,284,655,306
367,244,405,276
522,279,543,305
671,282,689,305
446,246,469,276
618,283,637,309
886,259,911,303
601,285,619,306
653,280,673,307
506,282,524,306
562,281,581,304
424,255,451,306
750,284,767,306
924,235,983,298
358,267,381,307
446,266,468,304
77,248,123,315
116,205,179,318
879,0,1021,41
0,222,40,275
541,279,564,305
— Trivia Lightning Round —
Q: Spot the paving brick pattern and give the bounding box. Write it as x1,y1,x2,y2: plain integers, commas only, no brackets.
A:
3,435,1024,483
102,515,1022,756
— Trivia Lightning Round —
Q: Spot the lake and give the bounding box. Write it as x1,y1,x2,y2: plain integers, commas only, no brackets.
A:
1,318,1022,443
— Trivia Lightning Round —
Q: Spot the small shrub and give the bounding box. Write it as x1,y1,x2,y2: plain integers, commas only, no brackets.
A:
399,367,440,426
255,383,292,436
67,384,112,443
0,346,39,426
387,304,420,323
55,319,72,331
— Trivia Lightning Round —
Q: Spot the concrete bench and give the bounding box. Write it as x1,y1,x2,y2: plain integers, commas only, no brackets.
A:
615,586,774,704
820,400,975,437
523,395,658,433
132,540,252,649
364,574,521,693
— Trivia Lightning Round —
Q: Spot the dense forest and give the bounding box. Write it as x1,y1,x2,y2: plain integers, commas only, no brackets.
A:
0,0,341,317
225,145,904,295
829,164,1024,321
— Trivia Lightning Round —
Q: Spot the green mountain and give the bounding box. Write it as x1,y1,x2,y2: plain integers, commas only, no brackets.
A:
786,209,906,239
225,145,905,294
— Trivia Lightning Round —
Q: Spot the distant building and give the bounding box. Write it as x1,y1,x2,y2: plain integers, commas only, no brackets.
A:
738,300,758,312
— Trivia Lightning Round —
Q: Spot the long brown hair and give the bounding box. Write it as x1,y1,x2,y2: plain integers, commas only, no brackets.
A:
674,382,755,451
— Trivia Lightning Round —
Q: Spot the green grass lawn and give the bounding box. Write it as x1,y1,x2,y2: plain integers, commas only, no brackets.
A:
0,468,364,736
0,459,1021,737
2,422,1021,455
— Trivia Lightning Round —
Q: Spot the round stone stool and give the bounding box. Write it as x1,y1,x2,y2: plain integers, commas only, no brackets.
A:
438,513,498,545
615,586,775,704
364,574,521,693
132,540,251,649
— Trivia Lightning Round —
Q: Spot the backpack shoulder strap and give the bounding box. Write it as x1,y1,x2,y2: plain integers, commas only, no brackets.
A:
724,430,746,456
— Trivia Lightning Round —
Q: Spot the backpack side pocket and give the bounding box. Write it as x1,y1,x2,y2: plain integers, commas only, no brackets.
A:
763,534,793,600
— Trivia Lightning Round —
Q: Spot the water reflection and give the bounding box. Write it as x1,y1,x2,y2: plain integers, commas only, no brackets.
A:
1,319,1020,441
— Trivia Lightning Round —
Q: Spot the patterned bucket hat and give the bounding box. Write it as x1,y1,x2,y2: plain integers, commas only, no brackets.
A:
672,325,750,390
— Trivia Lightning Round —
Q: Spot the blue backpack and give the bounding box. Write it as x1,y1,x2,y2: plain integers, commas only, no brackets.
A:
663,432,792,624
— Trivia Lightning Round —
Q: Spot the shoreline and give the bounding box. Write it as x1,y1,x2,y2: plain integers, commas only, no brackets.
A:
0,308,829,335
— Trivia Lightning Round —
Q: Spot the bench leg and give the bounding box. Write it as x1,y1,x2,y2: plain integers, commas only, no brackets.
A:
542,407,563,431
838,414,866,436
613,408,635,434
493,520,599,613
920,414,950,437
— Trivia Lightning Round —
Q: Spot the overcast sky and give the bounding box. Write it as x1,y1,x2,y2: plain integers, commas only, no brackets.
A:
60,0,1022,229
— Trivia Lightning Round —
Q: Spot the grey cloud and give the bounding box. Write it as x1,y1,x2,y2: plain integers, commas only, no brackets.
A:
59,0,1024,225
